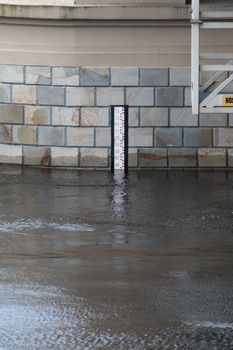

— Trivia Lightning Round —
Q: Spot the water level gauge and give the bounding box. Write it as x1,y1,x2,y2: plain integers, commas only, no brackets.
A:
111,106,128,173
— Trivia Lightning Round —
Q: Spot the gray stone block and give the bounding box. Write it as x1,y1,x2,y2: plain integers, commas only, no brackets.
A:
96,87,124,106
0,84,10,103
198,148,226,167
13,126,37,145
0,125,11,144
51,147,78,167
95,127,111,147
66,87,95,106
53,67,79,86
156,87,184,107
111,67,139,86
169,148,197,167
0,65,24,83
12,85,36,105
141,107,168,127
139,148,167,167
0,105,23,124
24,146,50,166
170,68,191,86
25,106,51,125
227,114,233,127
170,108,198,127
155,128,182,147
126,88,154,106
213,128,233,147
184,128,212,147
185,87,191,107
38,126,65,146
26,66,51,85
200,113,227,127
0,144,22,164
128,148,138,167
37,86,65,106
228,149,233,167
140,68,168,86
81,67,109,86
128,108,139,127
80,148,108,167
67,127,94,146
52,107,80,126
129,128,153,147
81,107,109,126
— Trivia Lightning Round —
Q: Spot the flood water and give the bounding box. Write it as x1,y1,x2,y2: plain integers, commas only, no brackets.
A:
0,166,233,349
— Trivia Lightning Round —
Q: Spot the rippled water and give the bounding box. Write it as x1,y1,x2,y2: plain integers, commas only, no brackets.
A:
0,167,233,349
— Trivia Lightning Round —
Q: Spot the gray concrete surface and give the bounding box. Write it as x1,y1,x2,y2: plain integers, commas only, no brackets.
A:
0,167,233,349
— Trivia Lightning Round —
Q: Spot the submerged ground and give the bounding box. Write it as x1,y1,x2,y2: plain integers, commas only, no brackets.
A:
0,167,232,349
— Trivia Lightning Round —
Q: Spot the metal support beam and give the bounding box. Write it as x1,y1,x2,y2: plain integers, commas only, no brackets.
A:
191,0,200,115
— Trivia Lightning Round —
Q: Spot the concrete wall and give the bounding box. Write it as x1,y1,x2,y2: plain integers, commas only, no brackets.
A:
0,64,231,169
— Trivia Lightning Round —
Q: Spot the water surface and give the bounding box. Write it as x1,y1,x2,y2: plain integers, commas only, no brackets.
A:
0,167,233,349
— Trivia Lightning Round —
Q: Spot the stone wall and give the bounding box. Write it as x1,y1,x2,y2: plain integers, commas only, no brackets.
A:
0,64,231,169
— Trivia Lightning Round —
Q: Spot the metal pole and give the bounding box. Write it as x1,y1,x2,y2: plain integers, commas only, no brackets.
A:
191,0,200,115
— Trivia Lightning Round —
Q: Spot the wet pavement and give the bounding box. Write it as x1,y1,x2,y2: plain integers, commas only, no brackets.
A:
0,166,233,349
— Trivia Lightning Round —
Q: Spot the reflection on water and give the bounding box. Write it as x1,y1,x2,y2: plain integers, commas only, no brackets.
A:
0,168,232,349
0,218,94,233
111,171,128,219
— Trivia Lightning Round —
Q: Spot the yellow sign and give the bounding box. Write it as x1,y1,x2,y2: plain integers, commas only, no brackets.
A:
222,96,233,106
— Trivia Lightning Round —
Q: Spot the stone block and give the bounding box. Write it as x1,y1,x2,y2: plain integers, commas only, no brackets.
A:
139,148,167,167
52,67,79,86
12,85,36,104
0,84,10,103
25,106,51,125
0,65,24,83
37,86,65,106
0,144,22,164
80,148,108,167
67,127,94,146
228,149,233,167
170,68,191,86
66,87,95,106
26,66,51,85
128,148,138,167
227,114,233,126
128,108,139,126
0,105,23,124
51,147,78,167
168,148,197,167
198,148,226,167
155,128,182,147
185,87,191,107
38,126,65,146
52,107,80,126
129,128,153,147
200,114,227,127
81,107,109,126
213,128,233,147
156,87,184,107
184,128,212,147
24,146,50,166
96,87,124,106
81,67,109,86
111,67,139,86
140,68,168,86
140,107,168,127
13,126,37,145
126,88,154,106
170,108,198,127
95,127,111,147
0,125,11,144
